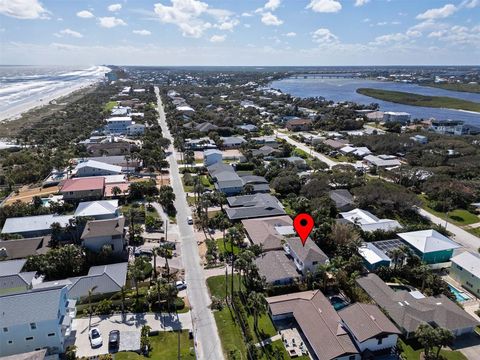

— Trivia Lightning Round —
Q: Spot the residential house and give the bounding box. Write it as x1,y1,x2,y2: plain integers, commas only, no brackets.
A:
252,145,280,157
364,155,401,168
207,163,243,195
104,116,133,135
329,189,355,212
225,194,286,220
339,208,402,233
450,252,480,297
221,136,246,149
74,160,122,177
397,229,460,265
383,112,411,124
255,251,300,285
282,156,307,169
237,124,258,132
82,156,140,172
81,217,126,255
240,175,270,193
176,105,195,115
356,273,478,338
184,137,217,150
340,146,372,158
251,135,279,148
60,177,105,201
35,263,128,300
338,303,401,354
430,120,468,136
410,135,428,144
0,286,76,357
126,123,146,136
203,149,222,167
285,118,313,132
267,290,360,360
324,139,349,150
1,214,73,238
0,259,36,295
358,242,391,271
242,215,293,251
283,237,329,275
74,200,119,220
0,237,49,260
86,142,132,157
195,122,218,133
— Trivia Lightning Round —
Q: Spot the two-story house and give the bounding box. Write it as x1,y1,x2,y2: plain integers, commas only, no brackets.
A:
81,217,126,254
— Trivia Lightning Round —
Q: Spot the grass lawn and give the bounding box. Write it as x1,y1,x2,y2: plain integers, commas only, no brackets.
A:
419,196,479,226
146,205,160,219
115,330,195,360
103,100,117,113
398,339,467,360
214,307,247,359
216,238,241,256
207,274,243,299
200,175,214,189
182,176,194,193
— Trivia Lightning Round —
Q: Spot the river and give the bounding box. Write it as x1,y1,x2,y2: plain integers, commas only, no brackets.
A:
270,77,480,126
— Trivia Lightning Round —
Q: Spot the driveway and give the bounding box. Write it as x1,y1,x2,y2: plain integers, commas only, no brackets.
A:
156,87,224,360
72,312,192,357
452,332,480,359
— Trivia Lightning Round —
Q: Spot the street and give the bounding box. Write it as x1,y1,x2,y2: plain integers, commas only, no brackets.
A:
155,87,225,360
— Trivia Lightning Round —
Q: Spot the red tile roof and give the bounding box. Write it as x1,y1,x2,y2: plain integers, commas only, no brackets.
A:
61,177,105,192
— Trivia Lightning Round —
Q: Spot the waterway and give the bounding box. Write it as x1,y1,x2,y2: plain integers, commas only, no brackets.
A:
270,77,480,126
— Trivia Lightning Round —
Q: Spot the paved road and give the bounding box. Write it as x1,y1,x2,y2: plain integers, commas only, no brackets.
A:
155,87,224,360
275,131,346,169
418,208,480,252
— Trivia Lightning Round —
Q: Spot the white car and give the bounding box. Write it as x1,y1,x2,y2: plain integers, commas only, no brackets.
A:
176,280,187,290
187,216,193,225
89,328,103,348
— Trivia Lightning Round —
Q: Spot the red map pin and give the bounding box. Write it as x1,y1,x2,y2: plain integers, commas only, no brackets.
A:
293,213,314,246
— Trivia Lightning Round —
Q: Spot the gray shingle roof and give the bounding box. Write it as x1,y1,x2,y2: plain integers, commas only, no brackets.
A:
255,250,300,283
0,259,26,276
242,215,293,251
0,237,49,260
329,189,354,210
338,303,401,342
284,237,329,264
81,217,125,239
225,194,286,220
356,273,479,334
208,163,244,191
0,286,66,327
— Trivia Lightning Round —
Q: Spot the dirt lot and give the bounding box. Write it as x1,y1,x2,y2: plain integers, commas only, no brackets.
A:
4,185,60,205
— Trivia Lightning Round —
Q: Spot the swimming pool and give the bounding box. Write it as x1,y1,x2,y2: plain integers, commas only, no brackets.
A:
448,284,470,302
330,296,348,310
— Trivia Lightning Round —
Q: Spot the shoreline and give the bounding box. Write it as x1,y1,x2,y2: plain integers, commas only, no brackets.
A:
0,79,104,123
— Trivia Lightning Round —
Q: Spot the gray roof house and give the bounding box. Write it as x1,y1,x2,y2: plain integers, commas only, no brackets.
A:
356,273,479,338
255,250,300,285
240,175,270,193
329,189,355,212
0,236,49,260
267,290,359,360
74,200,119,220
0,259,37,295
81,217,126,254
195,122,218,133
225,194,286,220
283,237,329,274
221,136,246,148
241,215,293,251
1,214,73,238
207,162,244,195
35,263,128,299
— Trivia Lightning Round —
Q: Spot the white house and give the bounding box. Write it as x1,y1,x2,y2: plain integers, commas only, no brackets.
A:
81,217,126,254
104,116,133,135
283,237,329,275
75,160,122,177
127,123,146,136
203,149,222,167
339,303,401,353
74,200,119,220
340,208,402,233
0,286,76,357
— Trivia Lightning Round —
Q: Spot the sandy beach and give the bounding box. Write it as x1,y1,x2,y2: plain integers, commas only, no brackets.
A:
0,78,103,122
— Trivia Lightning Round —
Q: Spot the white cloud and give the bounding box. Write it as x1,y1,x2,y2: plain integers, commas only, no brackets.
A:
133,29,151,36
108,3,122,12
373,32,409,44
264,0,281,11
285,32,296,37
306,0,342,13
210,34,226,42
55,28,83,38
363,18,371,23
261,12,283,26
244,23,251,28
377,21,388,26
0,0,50,19
431,24,480,46
461,0,479,8
312,28,338,44
98,17,127,28
416,4,457,20
153,0,231,38
214,18,239,31
77,10,94,19
406,29,421,38
355,0,370,7
241,12,253,17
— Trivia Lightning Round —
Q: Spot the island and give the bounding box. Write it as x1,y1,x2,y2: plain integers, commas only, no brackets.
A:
356,87,480,112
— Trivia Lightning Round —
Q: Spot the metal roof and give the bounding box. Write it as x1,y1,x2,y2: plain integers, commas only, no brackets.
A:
397,229,460,253
451,252,480,279
1,214,73,234
74,200,119,218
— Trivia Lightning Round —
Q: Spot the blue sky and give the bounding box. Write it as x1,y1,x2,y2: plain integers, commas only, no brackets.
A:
0,0,479,65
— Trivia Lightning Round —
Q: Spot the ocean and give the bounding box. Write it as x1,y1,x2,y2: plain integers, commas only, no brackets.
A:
270,77,480,126
0,65,110,121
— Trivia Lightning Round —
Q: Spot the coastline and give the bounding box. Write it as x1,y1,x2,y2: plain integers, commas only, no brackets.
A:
0,79,103,122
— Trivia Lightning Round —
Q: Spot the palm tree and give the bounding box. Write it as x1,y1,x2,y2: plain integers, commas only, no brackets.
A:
416,263,431,292
111,186,122,198
317,263,333,292
247,292,267,332
158,246,171,280
88,286,98,329
225,227,243,296
152,247,159,281
388,248,405,271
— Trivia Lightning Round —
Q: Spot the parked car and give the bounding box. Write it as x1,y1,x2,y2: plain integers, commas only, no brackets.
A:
109,330,120,351
176,280,187,290
187,216,193,225
134,248,153,258
89,328,103,348
159,241,176,250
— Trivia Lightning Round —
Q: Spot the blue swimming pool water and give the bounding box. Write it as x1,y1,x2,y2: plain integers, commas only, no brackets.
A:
448,285,469,302
330,296,348,310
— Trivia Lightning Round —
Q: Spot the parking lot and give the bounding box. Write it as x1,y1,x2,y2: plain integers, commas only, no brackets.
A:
72,312,193,357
